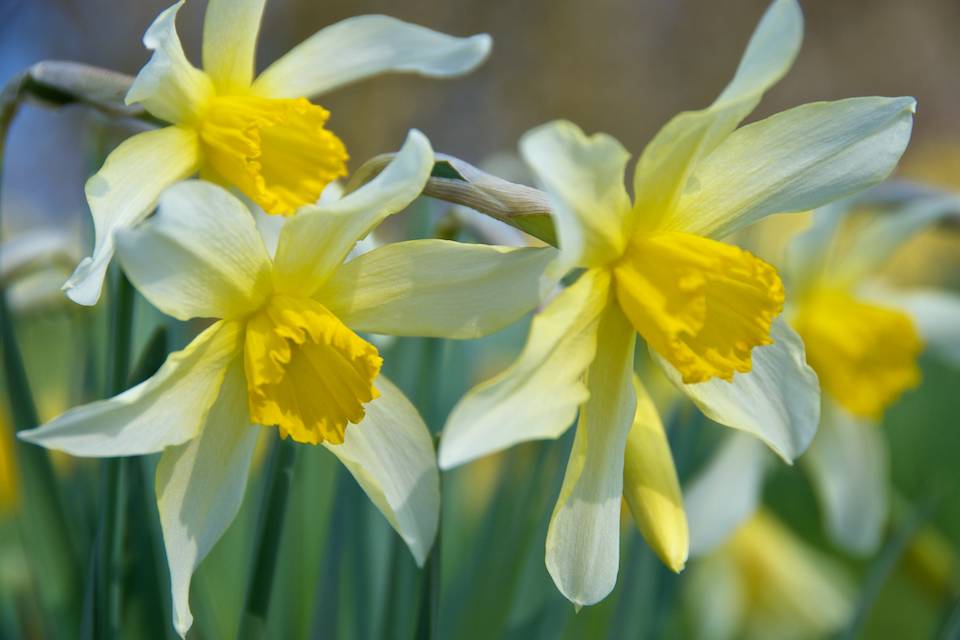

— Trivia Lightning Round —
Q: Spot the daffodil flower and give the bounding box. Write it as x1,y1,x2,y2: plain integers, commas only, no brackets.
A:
685,190,960,557
439,0,915,606
22,132,555,637
685,511,853,640
63,0,492,306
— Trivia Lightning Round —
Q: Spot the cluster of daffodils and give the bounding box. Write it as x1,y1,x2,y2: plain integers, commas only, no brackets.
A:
13,0,936,636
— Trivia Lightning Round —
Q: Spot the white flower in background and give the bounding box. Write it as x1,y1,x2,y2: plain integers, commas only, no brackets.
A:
64,0,492,305
1,228,80,313
685,190,960,556
21,133,555,637
439,0,915,607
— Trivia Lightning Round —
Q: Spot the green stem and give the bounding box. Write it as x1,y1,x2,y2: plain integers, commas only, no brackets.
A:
413,522,441,640
415,338,445,433
0,73,82,633
379,533,410,640
839,494,942,640
95,271,135,639
309,469,346,637
237,436,298,640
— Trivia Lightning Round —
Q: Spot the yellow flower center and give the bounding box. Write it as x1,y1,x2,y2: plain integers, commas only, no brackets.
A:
613,232,784,383
197,94,349,215
243,295,382,445
792,288,922,419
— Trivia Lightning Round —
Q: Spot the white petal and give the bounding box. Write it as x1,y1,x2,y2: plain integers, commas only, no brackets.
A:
868,288,960,367
252,15,490,99
251,182,345,259
668,97,916,240
655,318,820,462
202,0,266,92
634,0,802,229
685,433,769,557
0,228,78,282
834,194,960,284
712,0,803,106
545,301,637,606
325,375,439,565
18,321,242,456
803,401,888,555
320,239,554,339
272,130,433,297
116,181,272,321
126,2,213,123
156,361,260,638
519,120,632,273
64,126,199,306
438,269,611,469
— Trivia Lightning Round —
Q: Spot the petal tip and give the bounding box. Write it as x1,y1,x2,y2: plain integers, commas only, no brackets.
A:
62,257,105,306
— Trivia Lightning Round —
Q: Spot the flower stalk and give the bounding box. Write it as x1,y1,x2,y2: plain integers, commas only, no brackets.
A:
238,436,298,640
94,270,136,638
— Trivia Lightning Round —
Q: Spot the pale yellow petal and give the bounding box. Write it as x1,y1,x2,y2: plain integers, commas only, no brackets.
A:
116,181,273,321
271,130,433,297
126,2,213,123
632,0,802,231
320,239,555,339
668,97,916,239
545,300,636,606
156,361,260,638
520,120,632,272
622,376,688,573
252,15,491,99
439,269,611,469
18,321,242,456
802,401,888,555
65,126,199,306
202,0,266,92
325,375,439,566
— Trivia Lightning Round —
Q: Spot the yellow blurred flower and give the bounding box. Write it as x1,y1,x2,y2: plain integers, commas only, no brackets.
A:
686,511,852,640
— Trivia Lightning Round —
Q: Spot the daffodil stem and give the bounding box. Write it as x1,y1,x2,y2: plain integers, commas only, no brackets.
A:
0,79,82,632
841,493,942,640
309,467,347,637
238,436,298,640
95,270,135,639
414,523,442,640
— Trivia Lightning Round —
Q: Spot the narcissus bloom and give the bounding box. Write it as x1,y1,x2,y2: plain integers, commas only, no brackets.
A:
23,133,554,637
440,0,915,606
685,511,852,640
63,0,491,305
685,189,960,558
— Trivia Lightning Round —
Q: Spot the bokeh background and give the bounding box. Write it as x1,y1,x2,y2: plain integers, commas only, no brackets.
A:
2,1,960,638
